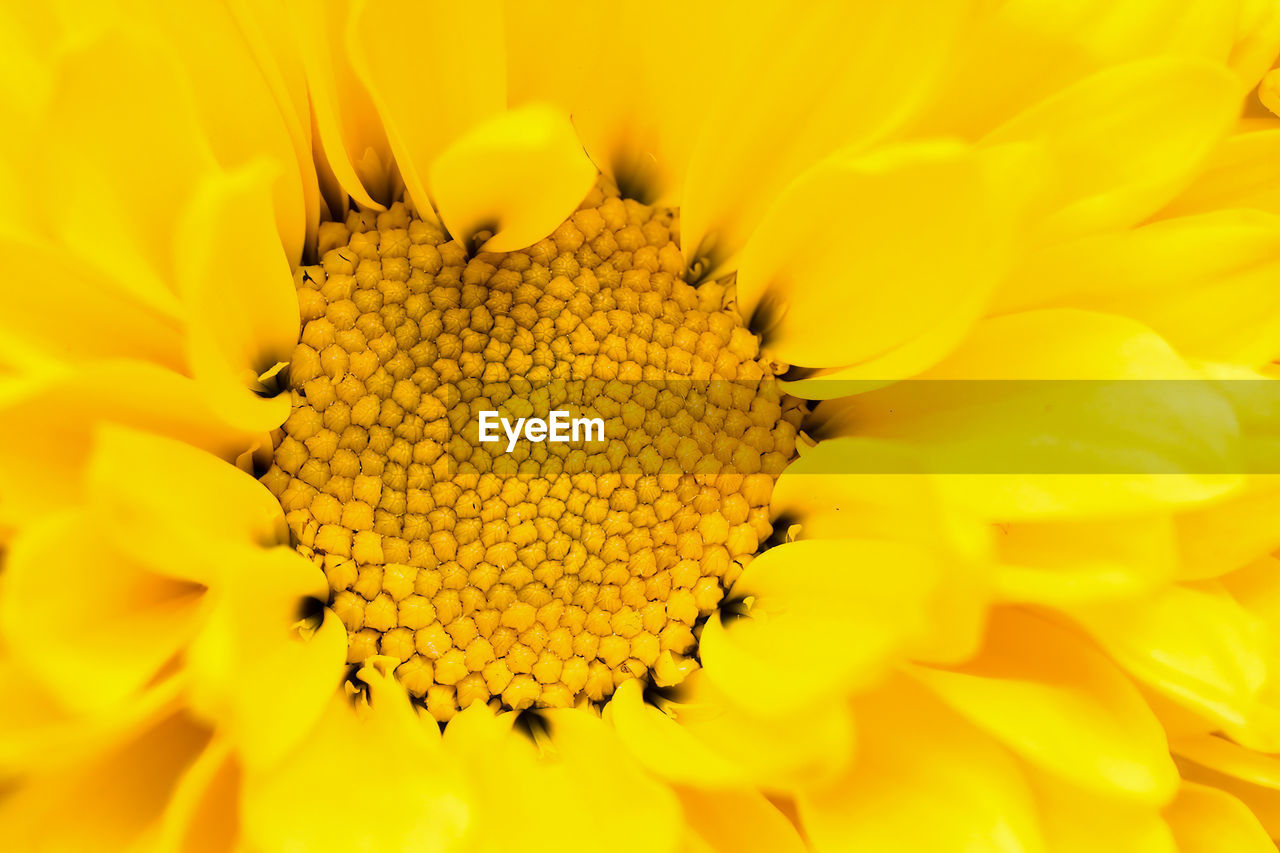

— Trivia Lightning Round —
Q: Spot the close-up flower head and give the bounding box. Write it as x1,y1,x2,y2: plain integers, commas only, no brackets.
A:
3,0,1280,850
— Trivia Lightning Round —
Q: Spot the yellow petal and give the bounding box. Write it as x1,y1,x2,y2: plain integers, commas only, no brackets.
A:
102,0,313,266
0,511,205,714
1220,555,1280,627
606,675,854,790
880,309,1206,381
39,30,216,309
677,786,807,853
157,738,241,853
769,437,992,665
440,705,561,850
1226,0,1280,88
604,679,746,787
995,210,1280,367
429,104,597,253
1026,768,1176,853
504,0,771,206
0,655,79,773
282,0,393,209
0,232,184,375
1176,478,1280,581
0,653,182,776
1165,781,1275,852
913,0,1243,139
0,703,211,851
1160,130,1280,219
1174,734,1280,788
813,310,1242,520
536,708,683,853
699,538,942,716
87,425,288,580
1212,556,1280,750
771,438,984,549
798,675,1044,853
229,0,324,256
736,140,1032,373
348,0,503,223
1204,370,1280,498
178,162,300,433
1143,684,1223,742
1261,68,1280,118
982,57,1239,241
1072,584,1268,729
1174,736,1280,837
185,546,339,771
679,0,972,273
241,659,470,852
0,3,56,179
444,703,682,853
910,608,1179,803
0,361,259,525
994,515,1177,605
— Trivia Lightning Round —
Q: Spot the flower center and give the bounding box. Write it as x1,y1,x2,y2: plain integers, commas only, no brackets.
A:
261,180,804,721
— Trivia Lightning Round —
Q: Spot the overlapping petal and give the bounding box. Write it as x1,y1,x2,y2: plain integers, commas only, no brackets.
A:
910,609,1179,803
736,141,1035,376
348,0,503,225
241,659,470,852
699,538,945,715
811,310,1242,519
981,57,1239,241
679,0,971,273
281,0,394,209
178,162,301,433
1164,781,1275,853
798,676,1044,853
1072,584,1268,730
607,675,855,791
994,210,1280,367
0,363,260,525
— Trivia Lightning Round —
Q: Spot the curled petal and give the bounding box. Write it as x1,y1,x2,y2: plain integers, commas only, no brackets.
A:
429,104,598,253
606,675,854,790
699,538,943,715
88,424,288,580
178,162,300,434
185,547,340,770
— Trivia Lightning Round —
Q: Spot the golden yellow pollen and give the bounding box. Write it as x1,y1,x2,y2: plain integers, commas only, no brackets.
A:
261,180,805,721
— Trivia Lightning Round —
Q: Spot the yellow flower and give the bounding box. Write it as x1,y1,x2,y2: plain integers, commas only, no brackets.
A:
1,1,1280,851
